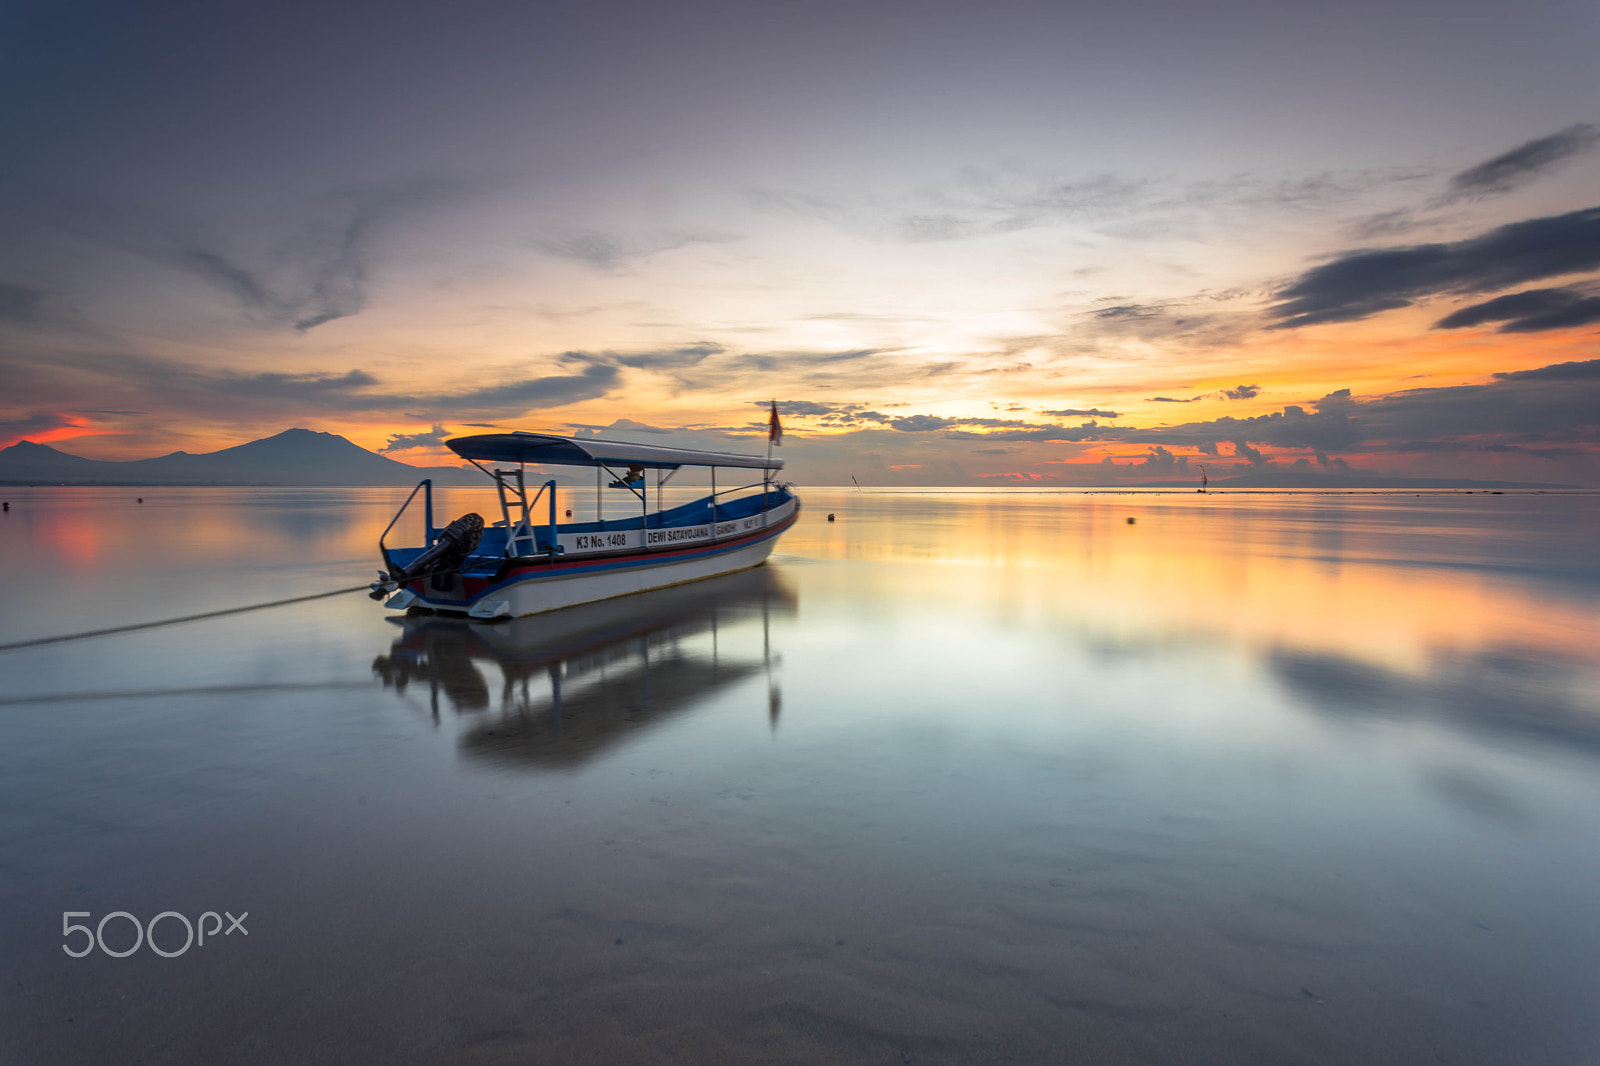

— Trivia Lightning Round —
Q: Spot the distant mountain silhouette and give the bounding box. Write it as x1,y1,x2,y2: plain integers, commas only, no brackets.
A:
0,429,480,486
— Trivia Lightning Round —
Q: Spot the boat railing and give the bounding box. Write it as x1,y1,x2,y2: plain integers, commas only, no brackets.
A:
378,478,434,573
706,473,776,533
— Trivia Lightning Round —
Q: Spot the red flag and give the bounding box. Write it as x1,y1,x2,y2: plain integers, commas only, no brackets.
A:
768,400,783,445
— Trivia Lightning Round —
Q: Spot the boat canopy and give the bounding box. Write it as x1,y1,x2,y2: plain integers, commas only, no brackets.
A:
446,432,783,471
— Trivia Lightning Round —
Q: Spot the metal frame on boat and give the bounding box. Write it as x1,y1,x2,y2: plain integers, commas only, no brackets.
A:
369,431,800,619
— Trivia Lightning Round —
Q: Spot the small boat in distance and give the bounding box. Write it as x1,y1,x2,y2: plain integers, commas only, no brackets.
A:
369,431,800,619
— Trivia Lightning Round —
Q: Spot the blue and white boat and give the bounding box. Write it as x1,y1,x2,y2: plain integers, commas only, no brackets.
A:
369,431,799,618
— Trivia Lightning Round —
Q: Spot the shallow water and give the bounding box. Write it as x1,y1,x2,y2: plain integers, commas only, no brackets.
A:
2,487,1599,1064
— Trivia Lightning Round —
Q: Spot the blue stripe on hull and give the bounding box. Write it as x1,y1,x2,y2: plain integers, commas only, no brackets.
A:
414,508,798,609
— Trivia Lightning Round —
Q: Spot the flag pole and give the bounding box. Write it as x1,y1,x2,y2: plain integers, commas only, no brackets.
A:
765,399,781,515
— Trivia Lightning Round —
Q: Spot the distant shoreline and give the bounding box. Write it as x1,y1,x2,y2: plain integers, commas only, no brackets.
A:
2,482,1592,493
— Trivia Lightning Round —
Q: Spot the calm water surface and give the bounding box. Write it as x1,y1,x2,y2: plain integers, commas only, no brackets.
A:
2,487,1598,1064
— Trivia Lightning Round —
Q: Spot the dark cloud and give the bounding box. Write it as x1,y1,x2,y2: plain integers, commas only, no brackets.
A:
380,424,451,453
444,363,619,413
1138,445,1189,472
1231,439,1268,465
1148,395,1200,403
1222,384,1261,400
1042,408,1119,418
888,414,962,433
1493,359,1600,382
1434,287,1600,333
1266,206,1600,329
0,411,78,445
1440,125,1600,204
211,369,380,399
610,343,724,369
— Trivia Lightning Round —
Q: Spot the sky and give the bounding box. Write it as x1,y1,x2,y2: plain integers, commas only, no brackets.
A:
2,0,1598,485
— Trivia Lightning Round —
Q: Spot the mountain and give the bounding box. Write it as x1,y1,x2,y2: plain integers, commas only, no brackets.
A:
0,429,481,486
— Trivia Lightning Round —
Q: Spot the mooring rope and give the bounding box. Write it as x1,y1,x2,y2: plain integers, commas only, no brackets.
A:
0,585,371,654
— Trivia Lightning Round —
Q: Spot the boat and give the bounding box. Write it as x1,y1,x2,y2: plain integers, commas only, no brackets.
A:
368,430,800,618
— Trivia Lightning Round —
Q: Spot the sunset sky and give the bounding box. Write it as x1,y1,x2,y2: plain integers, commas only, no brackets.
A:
2,0,1598,485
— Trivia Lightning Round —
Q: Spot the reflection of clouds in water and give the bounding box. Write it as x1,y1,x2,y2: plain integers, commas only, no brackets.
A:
1424,767,1531,827
1272,645,1600,757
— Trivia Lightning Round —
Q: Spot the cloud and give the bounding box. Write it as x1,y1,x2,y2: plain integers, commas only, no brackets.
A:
1267,206,1600,329
759,400,852,417
1440,125,1600,204
1093,303,1161,319
1493,359,1600,382
1042,408,1119,418
609,343,725,369
660,347,909,396
1148,395,1200,403
1113,363,1600,457
1434,287,1600,333
190,189,405,331
887,414,962,433
211,369,380,399
0,411,79,447
748,165,1421,248
1223,384,1261,400
1231,439,1268,465
442,362,619,413
18,348,621,421
1138,445,1189,472
883,414,1104,436
380,424,451,453
34,183,450,332
531,229,732,271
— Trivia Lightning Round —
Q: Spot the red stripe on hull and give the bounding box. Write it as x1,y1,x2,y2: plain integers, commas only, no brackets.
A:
405,505,800,604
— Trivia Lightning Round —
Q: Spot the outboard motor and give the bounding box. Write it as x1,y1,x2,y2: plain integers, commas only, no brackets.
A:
371,513,486,600
395,512,484,582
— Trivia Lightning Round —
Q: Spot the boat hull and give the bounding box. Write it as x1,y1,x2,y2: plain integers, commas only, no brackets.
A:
388,499,799,619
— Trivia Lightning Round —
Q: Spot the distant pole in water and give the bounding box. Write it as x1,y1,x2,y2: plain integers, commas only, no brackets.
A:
851,475,861,491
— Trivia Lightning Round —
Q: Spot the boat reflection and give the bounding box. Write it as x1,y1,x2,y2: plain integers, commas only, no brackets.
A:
373,566,797,767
